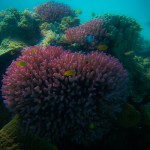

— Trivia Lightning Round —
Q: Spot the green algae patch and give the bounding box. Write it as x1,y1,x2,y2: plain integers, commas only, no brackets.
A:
0,115,21,150
0,38,27,56
0,115,58,150
117,103,141,128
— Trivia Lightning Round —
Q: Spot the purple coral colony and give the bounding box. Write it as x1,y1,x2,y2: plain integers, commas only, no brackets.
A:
1,1,150,150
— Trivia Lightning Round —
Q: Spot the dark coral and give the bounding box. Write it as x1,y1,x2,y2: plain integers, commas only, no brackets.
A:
0,8,41,44
34,1,76,23
102,14,142,58
2,45,128,145
0,115,57,150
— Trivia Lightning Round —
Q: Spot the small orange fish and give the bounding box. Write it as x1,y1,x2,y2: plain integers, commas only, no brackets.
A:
64,70,76,76
96,44,108,51
17,61,26,67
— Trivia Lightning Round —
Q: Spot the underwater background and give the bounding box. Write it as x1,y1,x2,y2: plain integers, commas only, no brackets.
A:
0,0,150,150
0,0,150,40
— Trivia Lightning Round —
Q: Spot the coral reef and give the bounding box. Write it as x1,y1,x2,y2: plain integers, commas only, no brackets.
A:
49,22,61,34
0,38,27,104
0,9,18,41
65,18,106,44
42,30,58,47
59,16,80,32
99,14,150,103
0,38,27,55
40,22,50,30
0,115,57,150
126,55,150,102
102,14,142,58
117,103,141,128
133,55,150,72
118,51,150,103
34,1,76,23
0,115,21,149
1,2,150,150
40,16,80,47
65,18,108,52
17,9,41,44
0,8,41,44
135,37,150,57
2,45,128,145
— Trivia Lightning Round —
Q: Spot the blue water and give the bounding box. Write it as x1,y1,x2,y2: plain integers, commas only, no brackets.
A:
0,0,150,40
0,1,150,149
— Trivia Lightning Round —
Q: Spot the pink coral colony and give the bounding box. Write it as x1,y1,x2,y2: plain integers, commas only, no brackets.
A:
2,45,128,144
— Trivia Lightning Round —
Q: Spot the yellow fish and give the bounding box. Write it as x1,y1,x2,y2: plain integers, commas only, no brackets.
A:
145,73,150,78
34,7,38,12
89,123,95,129
96,44,108,51
124,50,134,56
64,70,76,76
10,51,15,55
75,9,82,15
17,61,26,67
91,12,96,17
31,48,37,53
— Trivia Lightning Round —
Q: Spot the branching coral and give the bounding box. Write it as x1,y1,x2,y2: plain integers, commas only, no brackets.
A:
119,52,150,102
40,22,50,32
101,14,142,58
135,37,150,57
17,9,41,44
65,18,106,45
34,1,76,23
0,8,41,44
2,45,128,145
59,16,80,32
65,18,108,52
42,30,58,47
